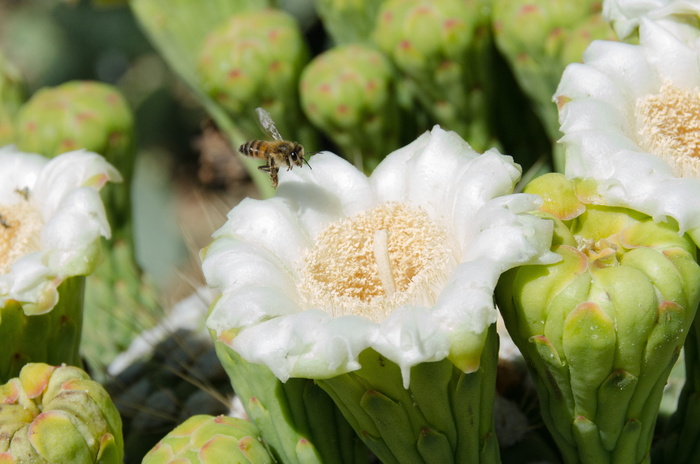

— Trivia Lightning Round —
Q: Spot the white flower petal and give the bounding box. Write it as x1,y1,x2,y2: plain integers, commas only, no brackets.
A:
556,61,632,114
371,127,476,210
277,152,376,238
214,197,311,270
559,100,636,137
32,150,122,222
372,306,450,388
640,16,700,87
602,0,700,39
230,311,372,381
0,146,46,203
583,40,661,100
201,237,298,298
208,286,302,332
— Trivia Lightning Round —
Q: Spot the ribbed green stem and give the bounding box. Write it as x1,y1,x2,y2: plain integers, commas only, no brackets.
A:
660,312,700,464
317,325,500,464
0,276,85,383
522,337,678,464
213,339,369,464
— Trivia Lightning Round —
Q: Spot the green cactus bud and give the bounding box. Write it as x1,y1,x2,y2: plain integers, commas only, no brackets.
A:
15,81,133,172
372,0,494,151
492,0,617,171
142,414,273,463
0,52,25,147
14,81,134,237
197,9,310,139
496,173,700,464
0,363,123,463
314,0,386,45
213,340,370,464
300,44,399,171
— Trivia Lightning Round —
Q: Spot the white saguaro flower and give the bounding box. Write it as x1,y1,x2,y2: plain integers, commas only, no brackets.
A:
603,0,700,39
203,126,557,387
555,5,700,239
0,146,121,315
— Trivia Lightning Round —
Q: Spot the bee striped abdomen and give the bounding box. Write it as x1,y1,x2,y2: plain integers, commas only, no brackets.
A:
239,140,268,160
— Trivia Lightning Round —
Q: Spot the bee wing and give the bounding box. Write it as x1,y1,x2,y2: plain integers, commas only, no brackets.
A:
255,107,283,141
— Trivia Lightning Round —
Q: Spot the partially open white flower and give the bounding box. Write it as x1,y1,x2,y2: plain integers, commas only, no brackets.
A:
203,126,557,386
554,7,700,237
0,146,121,315
603,0,700,40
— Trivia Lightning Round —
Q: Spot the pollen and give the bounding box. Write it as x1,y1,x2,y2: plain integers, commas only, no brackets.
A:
299,202,456,322
0,201,43,274
635,81,700,178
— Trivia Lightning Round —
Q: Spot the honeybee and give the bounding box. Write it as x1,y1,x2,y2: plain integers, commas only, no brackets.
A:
238,107,311,188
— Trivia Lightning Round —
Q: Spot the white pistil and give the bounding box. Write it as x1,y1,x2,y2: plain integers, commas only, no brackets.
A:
373,229,396,299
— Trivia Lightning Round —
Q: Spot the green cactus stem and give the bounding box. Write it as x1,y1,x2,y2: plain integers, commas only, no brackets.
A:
0,277,84,384
213,338,370,464
316,325,500,464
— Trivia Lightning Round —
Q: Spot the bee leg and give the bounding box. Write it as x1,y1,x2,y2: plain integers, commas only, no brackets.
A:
270,167,279,188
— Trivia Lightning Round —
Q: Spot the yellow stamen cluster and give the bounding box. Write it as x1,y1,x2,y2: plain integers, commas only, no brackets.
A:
636,80,700,178
299,202,455,322
0,202,43,274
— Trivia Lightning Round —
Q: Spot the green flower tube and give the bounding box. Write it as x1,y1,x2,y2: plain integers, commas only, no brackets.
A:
300,44,399,171
143,414,273,464
496,173,700,464
203,127,557,462
213,341,369,464
0,363,123,463
0,147,120,382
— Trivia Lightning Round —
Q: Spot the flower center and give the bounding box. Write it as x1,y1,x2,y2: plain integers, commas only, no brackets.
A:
635,80,700,178
299,202,455,322
575,235,620,268
0,202,43,274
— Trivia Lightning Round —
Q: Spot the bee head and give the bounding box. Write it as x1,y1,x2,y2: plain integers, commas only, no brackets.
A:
288,143,305,168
